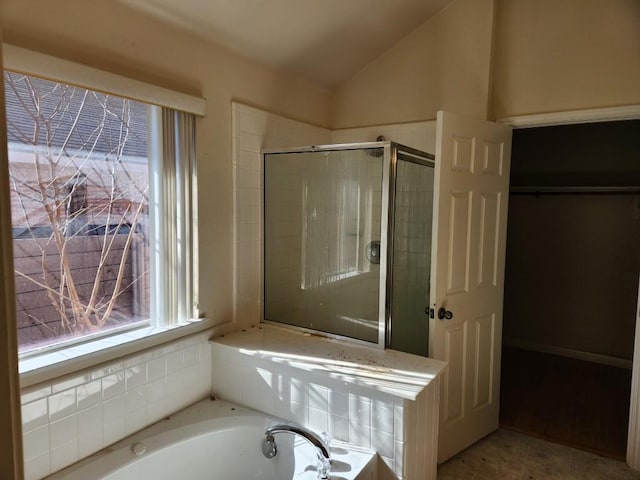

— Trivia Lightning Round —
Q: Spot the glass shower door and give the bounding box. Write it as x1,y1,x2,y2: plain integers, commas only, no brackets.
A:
388,157,435,356
263,147,384,344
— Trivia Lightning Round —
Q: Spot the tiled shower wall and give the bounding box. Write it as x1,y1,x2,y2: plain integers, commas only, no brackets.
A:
231,103,331,326
232,103,437,332
229,105,443,479
21,331,212,480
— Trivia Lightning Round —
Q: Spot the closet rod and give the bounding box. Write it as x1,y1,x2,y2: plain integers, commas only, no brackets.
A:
510,186,640,195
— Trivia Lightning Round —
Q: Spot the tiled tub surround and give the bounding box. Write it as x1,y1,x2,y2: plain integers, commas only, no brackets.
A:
210,325,446,480
48,398,378,480
21,330,213,480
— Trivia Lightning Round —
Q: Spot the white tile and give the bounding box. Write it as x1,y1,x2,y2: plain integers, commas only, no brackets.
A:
241,365,259,409
238,131,263,153
22,398,48,433
237,150,261,171
91,361,124,380
256,368,275,413
78,431,104,460
51,374,87,393
183,344,199,366
146,377,166,404
77,404,102,439
165,370,184,397
199,360,212,394
394,401,405,442
403,401,417,445
372,399,394,435
290,401,308,425
349,394,371,428
126,386,147,414
272,396,290,420
308,407,328,434
349,423,371,449
103,395,125,446
309,384,329,412
164,391,185,414
198,342,212,362
396,440,409,477
329,415,349,442
211,361,228,398
51,439,78,473
238,111,267,136
50,413,77,445
125,364,146,391
146,357,166,382
125,408,148,436
23,425,49,461
166,350,183,374
290,378,308,405
329,391,349,419
77,378,102,411
21,386,52,404
182,364,203,401
24,452,50,480
125,351,153,368
159,342,180,357
77,404,103,458
102,372,125,400
48,389,76,421
147,399,167,424
226,363,243,403
372,430,395,459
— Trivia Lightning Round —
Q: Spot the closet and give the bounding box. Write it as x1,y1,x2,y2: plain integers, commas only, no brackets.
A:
499,119,640,459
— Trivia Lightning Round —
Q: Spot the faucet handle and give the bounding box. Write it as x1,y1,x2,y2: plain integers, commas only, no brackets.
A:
317,457,331,480
261,434,278,459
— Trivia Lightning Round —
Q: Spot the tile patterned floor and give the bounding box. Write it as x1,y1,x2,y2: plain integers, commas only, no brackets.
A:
437,429,640,480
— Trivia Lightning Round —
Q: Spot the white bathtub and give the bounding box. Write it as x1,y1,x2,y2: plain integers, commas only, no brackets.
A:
47,398,377,480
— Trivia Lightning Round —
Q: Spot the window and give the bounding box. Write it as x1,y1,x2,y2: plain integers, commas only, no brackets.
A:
4,68,200,360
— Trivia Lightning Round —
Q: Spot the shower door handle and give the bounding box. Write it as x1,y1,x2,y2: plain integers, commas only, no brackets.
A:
438,307,453,320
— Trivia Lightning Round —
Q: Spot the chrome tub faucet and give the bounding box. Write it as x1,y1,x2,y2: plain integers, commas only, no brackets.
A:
262,423,331,479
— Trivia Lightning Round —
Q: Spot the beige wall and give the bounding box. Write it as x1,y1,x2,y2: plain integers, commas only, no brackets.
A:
492,0,640,119
331,0,496,128
504,194,640,360
0,0,332,336
332,0,640,128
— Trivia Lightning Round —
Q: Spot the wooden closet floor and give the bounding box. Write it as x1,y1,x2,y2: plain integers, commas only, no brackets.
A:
499,346,632,460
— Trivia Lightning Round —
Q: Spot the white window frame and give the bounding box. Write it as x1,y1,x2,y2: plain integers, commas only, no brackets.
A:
2,45,209,388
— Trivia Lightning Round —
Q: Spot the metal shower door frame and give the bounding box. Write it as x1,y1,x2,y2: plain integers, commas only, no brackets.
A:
385,145,436,351
261,141,434,350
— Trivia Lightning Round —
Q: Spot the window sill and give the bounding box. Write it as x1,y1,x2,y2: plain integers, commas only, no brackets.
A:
19,319,213,389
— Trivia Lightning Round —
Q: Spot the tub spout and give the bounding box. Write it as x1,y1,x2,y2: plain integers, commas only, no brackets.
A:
263,423,331,478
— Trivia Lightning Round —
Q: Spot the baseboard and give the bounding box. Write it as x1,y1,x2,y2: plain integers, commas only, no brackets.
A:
502,337,633,370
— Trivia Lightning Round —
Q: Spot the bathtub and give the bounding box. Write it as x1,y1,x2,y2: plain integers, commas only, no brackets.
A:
47,398,377,480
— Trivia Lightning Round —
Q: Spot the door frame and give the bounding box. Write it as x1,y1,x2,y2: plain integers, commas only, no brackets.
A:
498,103,640,469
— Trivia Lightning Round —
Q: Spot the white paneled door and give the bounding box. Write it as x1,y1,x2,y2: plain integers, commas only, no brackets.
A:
430,111,512,462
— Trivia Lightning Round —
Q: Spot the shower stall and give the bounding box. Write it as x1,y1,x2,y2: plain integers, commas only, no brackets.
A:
263,141,434,357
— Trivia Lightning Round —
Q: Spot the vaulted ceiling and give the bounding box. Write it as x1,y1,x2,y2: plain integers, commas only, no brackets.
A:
119,0,452,89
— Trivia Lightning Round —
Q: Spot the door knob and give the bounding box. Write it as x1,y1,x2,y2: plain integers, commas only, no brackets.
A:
438,307,453,320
